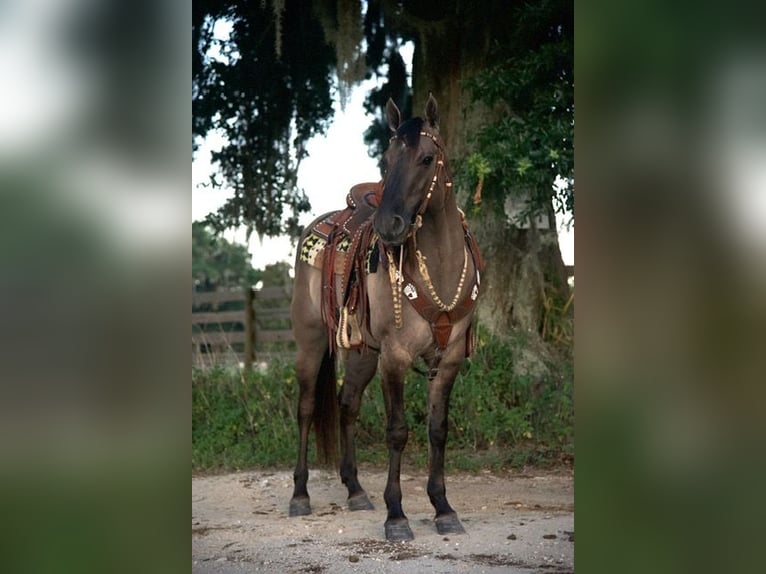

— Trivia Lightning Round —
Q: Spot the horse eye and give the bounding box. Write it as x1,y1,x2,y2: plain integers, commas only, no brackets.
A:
422,155,434,166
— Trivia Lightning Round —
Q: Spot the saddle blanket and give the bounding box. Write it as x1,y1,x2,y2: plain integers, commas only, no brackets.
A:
298,216,378,275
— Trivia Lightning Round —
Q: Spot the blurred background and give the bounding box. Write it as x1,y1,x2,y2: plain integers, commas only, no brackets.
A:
0,1,189,572
577,1,766,572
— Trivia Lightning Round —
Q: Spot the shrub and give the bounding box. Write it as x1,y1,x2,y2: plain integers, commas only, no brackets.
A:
192,333,573,471
192,360,300,470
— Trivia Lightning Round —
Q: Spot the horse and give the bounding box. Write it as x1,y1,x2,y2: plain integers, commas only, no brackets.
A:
288,94,483,541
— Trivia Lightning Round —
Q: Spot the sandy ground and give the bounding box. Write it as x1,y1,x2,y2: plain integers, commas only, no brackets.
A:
192,465,574,573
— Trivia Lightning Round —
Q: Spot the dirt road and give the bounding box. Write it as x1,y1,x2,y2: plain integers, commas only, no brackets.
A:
192,465,574,573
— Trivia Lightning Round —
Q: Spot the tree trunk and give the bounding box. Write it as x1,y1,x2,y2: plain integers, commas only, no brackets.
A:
470,206,568,338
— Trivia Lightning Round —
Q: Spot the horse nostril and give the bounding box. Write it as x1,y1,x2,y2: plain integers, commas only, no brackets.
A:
391,215,405,235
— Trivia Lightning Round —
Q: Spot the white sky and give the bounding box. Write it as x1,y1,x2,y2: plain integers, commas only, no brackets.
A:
192,82,574,268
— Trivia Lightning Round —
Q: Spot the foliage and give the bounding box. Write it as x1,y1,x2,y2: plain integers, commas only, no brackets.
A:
362,48,412,174
359,0,415,172
257,261,293,289
192,360,300,469
192,221,258,290
193,0,573,261
542,287,574,350
462,0,574,223
193,0,335,238
192,332,573,471
454,329,574,465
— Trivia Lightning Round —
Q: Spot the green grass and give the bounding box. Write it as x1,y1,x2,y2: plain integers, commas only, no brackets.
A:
192,333,573,472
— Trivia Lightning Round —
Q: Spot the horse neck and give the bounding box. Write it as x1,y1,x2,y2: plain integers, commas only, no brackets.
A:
410,186,465,286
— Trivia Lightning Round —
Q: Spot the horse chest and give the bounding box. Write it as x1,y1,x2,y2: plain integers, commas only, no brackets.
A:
365,273,466,357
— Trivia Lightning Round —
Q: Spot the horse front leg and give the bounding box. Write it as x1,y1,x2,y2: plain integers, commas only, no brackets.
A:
426,353,466,535
380,353,414,541
339,349,378,511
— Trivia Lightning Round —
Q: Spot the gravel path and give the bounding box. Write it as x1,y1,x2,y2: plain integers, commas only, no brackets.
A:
192,466,574,573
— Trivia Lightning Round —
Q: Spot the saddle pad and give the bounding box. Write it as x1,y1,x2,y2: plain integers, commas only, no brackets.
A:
298,230,352,272
299,228,377,274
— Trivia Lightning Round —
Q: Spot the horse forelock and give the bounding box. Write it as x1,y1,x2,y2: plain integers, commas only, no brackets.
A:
395,117,424,148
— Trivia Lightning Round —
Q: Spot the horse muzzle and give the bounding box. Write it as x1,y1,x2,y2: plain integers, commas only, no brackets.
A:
374,214,410,246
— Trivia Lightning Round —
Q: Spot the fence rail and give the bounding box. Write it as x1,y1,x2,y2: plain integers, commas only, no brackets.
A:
192,286,295,369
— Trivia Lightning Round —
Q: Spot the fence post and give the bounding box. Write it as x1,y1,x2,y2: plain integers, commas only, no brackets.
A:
244,287,255,369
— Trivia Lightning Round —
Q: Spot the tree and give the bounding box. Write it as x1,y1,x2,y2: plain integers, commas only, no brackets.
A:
193,0,573,347
257,261,292,289
460,1,573,342
360,0,573,344
193,0,336,238
192,221,259,290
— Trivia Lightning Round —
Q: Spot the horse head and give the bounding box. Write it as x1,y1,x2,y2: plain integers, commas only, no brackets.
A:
374,94,447,246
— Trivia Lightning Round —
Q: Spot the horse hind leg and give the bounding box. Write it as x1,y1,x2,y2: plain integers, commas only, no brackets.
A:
289,330,334,517
339,349,379,511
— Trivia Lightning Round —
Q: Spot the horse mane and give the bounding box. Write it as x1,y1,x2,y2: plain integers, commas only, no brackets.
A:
396,117,424,148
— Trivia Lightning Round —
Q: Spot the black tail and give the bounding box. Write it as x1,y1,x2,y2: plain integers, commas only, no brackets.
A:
312,349,338,465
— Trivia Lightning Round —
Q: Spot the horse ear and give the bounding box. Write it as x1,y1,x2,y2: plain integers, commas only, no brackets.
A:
386,98,401,133
425,93,439,127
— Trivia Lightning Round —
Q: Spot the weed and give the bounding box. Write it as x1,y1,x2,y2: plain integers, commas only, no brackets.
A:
192,334,573,471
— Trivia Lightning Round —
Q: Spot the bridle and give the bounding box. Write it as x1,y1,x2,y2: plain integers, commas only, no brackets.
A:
384,129,453,239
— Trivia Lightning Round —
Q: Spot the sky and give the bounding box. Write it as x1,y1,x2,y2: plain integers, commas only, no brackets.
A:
192,81,575,269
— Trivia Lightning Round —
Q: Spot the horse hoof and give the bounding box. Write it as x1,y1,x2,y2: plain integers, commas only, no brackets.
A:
435,513,466,535
289,497,311,517
385,518,414,541
348,493,374,511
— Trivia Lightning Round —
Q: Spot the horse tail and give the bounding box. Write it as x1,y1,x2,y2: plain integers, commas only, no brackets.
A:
313,348,338,465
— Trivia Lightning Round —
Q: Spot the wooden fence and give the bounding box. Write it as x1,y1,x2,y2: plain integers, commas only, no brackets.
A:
192,286,295,369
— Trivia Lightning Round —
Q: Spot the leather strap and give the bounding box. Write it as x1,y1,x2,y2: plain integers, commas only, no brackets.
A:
317,192,378,352
395,229,484,352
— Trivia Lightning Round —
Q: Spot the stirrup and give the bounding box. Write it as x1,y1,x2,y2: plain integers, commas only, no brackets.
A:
336,306,363,349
